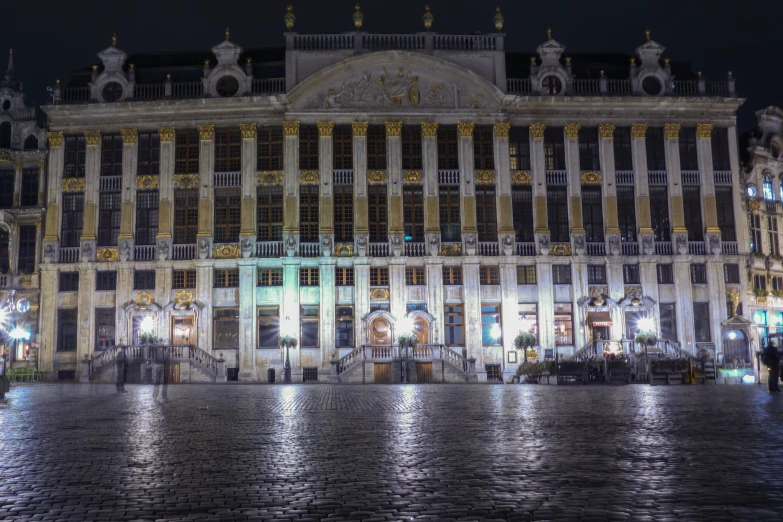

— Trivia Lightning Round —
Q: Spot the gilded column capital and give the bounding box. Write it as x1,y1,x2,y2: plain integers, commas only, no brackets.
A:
493,122,511,138
283,121,300,137
664,123,681,139
120,128,137,144
197,125,215,140
457,121,475,137
352,122,368,137
84,130,101,145
598,123,615,138
385,121,402,137
631,124,648,138
530,123,546,138
239,123,257,139
46,131,63,147
316,121,334,137
13,165,21,174
158,127,175,141
564,123,581,139
421,122,439,137
697,123,713,139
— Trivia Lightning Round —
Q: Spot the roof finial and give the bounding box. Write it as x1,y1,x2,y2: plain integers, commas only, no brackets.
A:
645,27,651,41
422,5,434,31
353,3,364,29
112,33,117,47
547,26,552,40
493,6,504,32
225,27,230,41
284,4,296,31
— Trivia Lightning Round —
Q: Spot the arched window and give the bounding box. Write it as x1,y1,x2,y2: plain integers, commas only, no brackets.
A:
0,122,10,149
763,174,774,200
23,135,38,150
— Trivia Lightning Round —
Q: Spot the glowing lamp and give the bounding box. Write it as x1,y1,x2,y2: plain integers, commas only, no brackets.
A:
742,375,756,384
728,331,737,340
139,316,155,334
637,318,655,333
489,323,502,340
397,317,414,336
9,327,30,340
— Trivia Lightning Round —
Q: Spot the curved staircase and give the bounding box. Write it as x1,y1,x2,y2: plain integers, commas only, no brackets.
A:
89,344,222,383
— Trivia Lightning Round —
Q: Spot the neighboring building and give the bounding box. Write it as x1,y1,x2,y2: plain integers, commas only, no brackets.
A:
0,50,47,371
39,9,746,383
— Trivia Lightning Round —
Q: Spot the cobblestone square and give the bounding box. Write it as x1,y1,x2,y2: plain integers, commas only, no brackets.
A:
2,383,783,521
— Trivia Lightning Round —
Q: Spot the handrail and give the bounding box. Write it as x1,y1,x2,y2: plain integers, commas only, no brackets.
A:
89,344,219,377
570,338,694,362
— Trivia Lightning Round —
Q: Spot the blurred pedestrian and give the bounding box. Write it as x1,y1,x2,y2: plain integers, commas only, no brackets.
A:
116,348,127,393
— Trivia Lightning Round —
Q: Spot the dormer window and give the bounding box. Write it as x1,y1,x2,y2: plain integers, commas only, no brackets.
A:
747,184,757,198
641,76,662,96
763,174,774,200
102,82,123,102
1,100,10,111
541,76,562,95
216,76,239,97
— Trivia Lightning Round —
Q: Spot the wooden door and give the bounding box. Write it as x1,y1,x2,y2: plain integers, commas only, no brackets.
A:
165,362,180,384
369,317,392,345
412,317,429,345
172,317,195,345
374,362,392,383
416,362,433,383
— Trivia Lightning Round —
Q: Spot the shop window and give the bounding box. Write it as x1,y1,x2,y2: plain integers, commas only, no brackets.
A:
336,306,354,348
301,305,319,347
444,305,464,346
518,303,538,336
257,306,279,348
481,304,501,346
554,303,573,345
95,308,116,350
213,308,239,349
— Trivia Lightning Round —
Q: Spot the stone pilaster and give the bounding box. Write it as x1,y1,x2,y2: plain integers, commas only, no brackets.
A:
115,267,134,344
462,261,485,379
728,125,748,254
499,260,518,381
707,260,726,349
194,261,213,350
494,122,514,254
283,121,300,254
240,123,257,258
37,159,46,207
12,165,21,207
389,259,406,327
37,267,58,375
421,122,439,253
425,259,444,343
387,122,404,251
564,124,583,249
197,125,214,258
75,265,96,380
572,263,589,347
697,123,720,253
673,260,694,349
354,259,370,347
317,121,334,255
639,260,660,340
80,130,101,261
319,258,336,367
352,122,369,250
118,128,137,260
238,261,257,380
631,124,654,253
43,132,64,252
536,261,554,350
282,258,301,359
599,124,621,253
530,123,549,252
457,122,477,254
157,127,175,260
665,123,687,251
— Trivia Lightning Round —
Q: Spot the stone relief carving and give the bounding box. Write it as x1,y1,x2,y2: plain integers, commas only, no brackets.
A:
428,236,440,257
642,234,654,255
355,235,367,257
463,234,477,256
608,235,620,256
158,239,169,260
709,234,720,255
81,242,93,262
321,235,332,257
675,235,687,255
240,237,252,258
573,235,585,255
538,234,550,255
199,238,210,259
501,234,514,256
119,240,131,261
43,243,56,263
390,235,403,257
285,236,297,257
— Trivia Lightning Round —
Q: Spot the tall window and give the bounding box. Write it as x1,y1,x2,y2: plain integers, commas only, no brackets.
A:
769,216,780,257
613,127,633,170
693,302,711,342
64,135,86,178
679,127,699,171
135,191,159,246
98,192,121,246
257,185,283,241
405,266,426,285
444,305,464,346
617,186,637,242
96,271,117,291
300,306,319,347
370,267,389,286
657,264,674,284
439,186,461,242
214,269,239,288
481,304,501,345
764,175,775,201
173,269,196,289
547,186,569,242
299,267,319,286
437,126,459,170
0,229,7,273
724,264,740,284
137,132,160,175
650,186,671,242
623,264,641,284
174,189,198,244
95,308,116,350
20,166,39,207
401,186,423,243
711,127,731,171
554,303,573,345
683,185,703,241
299,125,319,170
57,309,78,352
17,225,36,273
544,127,566,170
333,126,352,169
402,126,422,170
367,126,386,170
369,185,388,243
690,263,708,284
214,189,241,243
578,127,600,171
442,266,462,285
257,127,283,170
749,213,762,253
645,127,666,171
587,264,607,284
479,266,500,285
509,127,531,171
299,186,319,242
175,130,199,174
519,303,538,336
100,134,122,177
61,193,84,247
133,270,156,290
473,126,494,170
660,303,677,342
214,128,242,172
59,272,80,291
336,306,354,348
512,185,534,242
334,185,354,242
214,308,239,349
0,169,12,207
581,186,604,243
476,186,498,242
257,307,279,348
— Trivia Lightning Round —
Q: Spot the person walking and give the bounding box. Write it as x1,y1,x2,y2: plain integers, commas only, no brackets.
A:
116,348,127,393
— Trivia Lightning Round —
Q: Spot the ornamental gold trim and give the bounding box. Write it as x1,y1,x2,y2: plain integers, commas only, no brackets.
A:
212,244,240,259
46,131,63,147
135,291,155,307
697,123,713,139
97,247,118,262
257,171,283,184
335,244,354,257
61,177,85,192
757,296,768,306
197,125,214,140
550,243,572,256
84,130,101,145
0,151,10,163
136,175,159,189
172,174,199,188
421,122,439,137
631,124,648,138
120,128,137,144
581,172,602,184
441,243,462,256
664,123,681,139
283,121,300,137
530,123,546,138
493,122,511,138
316,121,334,137
385,121,402,137
352,122,368,137
370,288,390,300
598,123,615,138
564,123,581,139
475,170,495,184
175,290,194,305
158,127,175,141
368,170,387,183
457,121,475,137
239,123,257,139
748,200,761,211
403,170,423,183
512,171,532,184
299,170,319,183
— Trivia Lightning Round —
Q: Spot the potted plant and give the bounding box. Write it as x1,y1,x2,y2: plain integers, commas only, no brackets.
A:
397,332,418,350
773,289,783,298
279,334,298,384
635,331,658,349
759,344,782,392
137,332,160,345
753,286,768,298
513,332,537,363
515,361,541,384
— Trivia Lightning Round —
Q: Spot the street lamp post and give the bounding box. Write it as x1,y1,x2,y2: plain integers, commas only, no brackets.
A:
279,316,297,384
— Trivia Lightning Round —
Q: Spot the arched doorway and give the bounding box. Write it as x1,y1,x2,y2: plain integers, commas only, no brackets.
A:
722,329,749,364
368,315,392,345
411,315,430,345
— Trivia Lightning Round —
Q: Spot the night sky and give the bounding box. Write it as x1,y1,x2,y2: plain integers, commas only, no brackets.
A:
1,0,780,133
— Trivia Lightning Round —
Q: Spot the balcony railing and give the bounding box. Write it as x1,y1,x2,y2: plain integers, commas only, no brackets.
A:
688,241,706,255
300,242,319,257
62,86,90,103
404,242,426,257
506,79,531,94
213,171,241,187
681,171,701,185
722,241,738,255
515,242,536,256
714,171,733,185
606,79,632,95
252,78,285,94
361,33,426,50
655,242,673,255
369,242,389,257
172,81,203,98
333,170,353,185
545,170,568,185
615,171,634,185
571,79,600,95
172,244,196,260
621,242,639,256
134,83,165,100
437,170,460,185
673,80,698,95
586,242,606,256
59,247,80,263
99,175,122,192
134,245,156,261
434,34,500,50
706,81,730,96
478,241,499,256
648,171,668,185
256,241,282,258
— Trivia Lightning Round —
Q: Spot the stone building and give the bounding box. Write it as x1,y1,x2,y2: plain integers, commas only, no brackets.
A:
38,9,747,383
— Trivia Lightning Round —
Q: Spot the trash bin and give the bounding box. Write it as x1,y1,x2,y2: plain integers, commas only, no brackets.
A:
267,368,275,383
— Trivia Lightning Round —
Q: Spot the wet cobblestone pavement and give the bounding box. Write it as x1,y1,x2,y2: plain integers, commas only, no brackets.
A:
2,383,783,521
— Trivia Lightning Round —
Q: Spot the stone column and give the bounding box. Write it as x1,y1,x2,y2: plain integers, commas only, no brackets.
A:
425,259,444,343
599,124,621,253
239,124,257,258
38,266,58,375
75,265,96,380
697,124,721,254
43,132,64,259
421,122,439,254
118,129,137,261
354,259,370,348
282,258,301,361
631,124,654,253
283,121,300,256
352,122,369,254
157,127,175,260
530,123,549,252
537,261,555,352
194,260,213,351
33,223,42,273
387,121,404,254
196,125,214,258
319,259,336,367
37,159,46,207
673,260,694,349
12,165,20,207
458,122,477,255
499,260,518,381
462,261,485,380
115,267,134,344
565,124,583,251
80,130,101,261
639,260,660,340
389,259,406,326
707,261,726,351
665,123,687,252
238,260,257,380
728,125,748,254
493,122,514,254
572,263,589,348
317,121,334,256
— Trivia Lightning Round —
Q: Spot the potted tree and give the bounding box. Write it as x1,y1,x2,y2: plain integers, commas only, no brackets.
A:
513,332,537,363
397,332,418,384
635,330,658,354
279,334,298,384
759,343,782,393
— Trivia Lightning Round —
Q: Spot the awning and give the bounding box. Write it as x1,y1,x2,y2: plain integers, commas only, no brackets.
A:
589,311,613,326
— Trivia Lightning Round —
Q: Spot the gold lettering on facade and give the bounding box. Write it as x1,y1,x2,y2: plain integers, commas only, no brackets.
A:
212,244,240,259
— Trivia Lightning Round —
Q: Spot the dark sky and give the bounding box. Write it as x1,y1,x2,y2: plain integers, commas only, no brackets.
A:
1,0,780,132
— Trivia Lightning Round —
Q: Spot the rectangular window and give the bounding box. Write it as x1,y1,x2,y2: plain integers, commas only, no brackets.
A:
770,216,781,257
481,304,501,345
517,265,536,285
214,268,239,288
214,189,241,243
693,302,711,342
370,267,389,286
173,269,196,289
61,193,84,248
96,271,117,291
59,272,80,292
17,225,36,274
0,229,7,273
754,273,767,290
554,303,573,345
679,127,699,171
299,125,319,170
64,135,86,178
613,127,633,170
650,186,671,242
100,134,122,177
336,305,354,348
256,127,283,170
21,166,39,207
552,264,572,285
645,127,666,171
547,186,569,243
214,308,239,349
442,266,462,285
335,267,354,286
444,305,464,346
402,126,423,170
439,186,461,242
257,268,283,287
299,185,319,242
690,264,708,284
405,266,426,285
175,130,199,174
660,303,677,341
134,270,156,290
479,266,500,285
544,127,566,170
476,186,498,242
0,169,13,207
334,184,354,243
715,186,736,241
173,189,198,244
657,264,674,284
257,306,279,348
587,264,607,284
615,186,638,243
724,264,740,284
214,128,242,172
367,126,387,170
57,309,78,352
711,127,731,171
578,127,601,171
774,276,783,292
333,126,353,169
437,126,459,170
581,186,604,243
137,132,160,175
683,185,703,241
402,186,423,243
97,192,121,246
473,126,495,170
301,305,319,347
299,267,319,286
749,213,762,254
511,185,534,243
623,264,641,284
135,190,159,246
509,127,531,171
257,185,283,241
95,308,116,350
368,185,388,243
